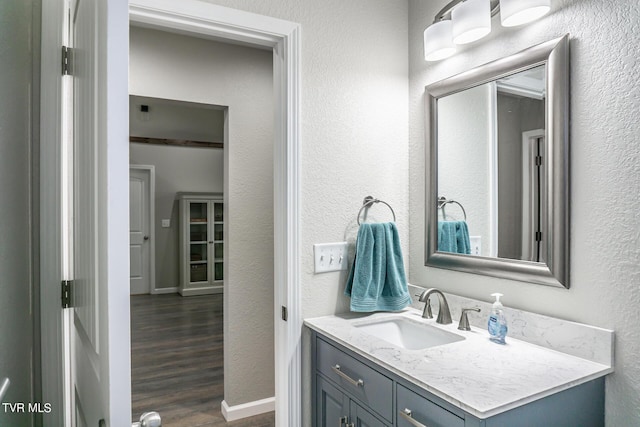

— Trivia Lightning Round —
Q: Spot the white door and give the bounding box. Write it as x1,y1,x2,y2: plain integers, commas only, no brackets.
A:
66,0,131,425
129,167,153,294
69,0,104,424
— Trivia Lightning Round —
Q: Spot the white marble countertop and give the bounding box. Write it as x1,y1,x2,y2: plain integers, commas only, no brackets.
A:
305,308,613,419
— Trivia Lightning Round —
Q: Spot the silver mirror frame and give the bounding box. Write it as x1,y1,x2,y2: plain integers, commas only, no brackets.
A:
425,34,570,288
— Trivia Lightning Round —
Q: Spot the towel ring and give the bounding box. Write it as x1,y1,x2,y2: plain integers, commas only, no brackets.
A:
357,196,396,225
438,196,467,221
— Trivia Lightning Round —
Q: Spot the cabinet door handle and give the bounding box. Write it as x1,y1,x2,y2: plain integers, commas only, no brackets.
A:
339,416,348,426
331,364,364,387
399,408,429,427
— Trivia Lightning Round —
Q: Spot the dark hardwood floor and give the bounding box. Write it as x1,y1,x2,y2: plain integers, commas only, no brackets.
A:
130,293,275,427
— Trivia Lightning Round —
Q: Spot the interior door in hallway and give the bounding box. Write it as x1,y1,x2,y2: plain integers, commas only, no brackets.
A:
68,0,131,423
129,166,154,294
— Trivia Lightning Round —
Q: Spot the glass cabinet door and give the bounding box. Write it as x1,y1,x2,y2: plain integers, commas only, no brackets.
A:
213,202,223,281
189,201,209,283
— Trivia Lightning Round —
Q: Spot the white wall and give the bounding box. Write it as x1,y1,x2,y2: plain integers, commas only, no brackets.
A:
130,27,275,406
409,0,640,424
192,2,409,423
130,143,224,289
438,84,492,255
0,0,37,426
198,0,409,318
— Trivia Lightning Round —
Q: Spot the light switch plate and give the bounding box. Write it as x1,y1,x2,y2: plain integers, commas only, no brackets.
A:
313,242,349,273
161,219,171,228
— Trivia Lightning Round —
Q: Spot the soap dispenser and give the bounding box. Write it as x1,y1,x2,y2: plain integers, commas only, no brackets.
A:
488,293,508,344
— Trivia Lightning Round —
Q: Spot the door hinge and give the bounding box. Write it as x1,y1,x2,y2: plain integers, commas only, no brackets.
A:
535,231,543,242
281,306,288,321
61,280,73,309
535,155,543,166
62,46,73,76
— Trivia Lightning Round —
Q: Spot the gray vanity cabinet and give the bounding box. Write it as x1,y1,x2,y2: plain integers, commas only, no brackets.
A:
315,336,392,426
397,384,464,427
316,375,387,427
311,330,605,427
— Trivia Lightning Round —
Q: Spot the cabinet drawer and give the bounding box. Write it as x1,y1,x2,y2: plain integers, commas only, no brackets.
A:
317,338,393,422
397,384,464,427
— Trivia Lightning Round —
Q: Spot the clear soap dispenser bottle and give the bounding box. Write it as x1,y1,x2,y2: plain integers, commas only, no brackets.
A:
488,293,508,344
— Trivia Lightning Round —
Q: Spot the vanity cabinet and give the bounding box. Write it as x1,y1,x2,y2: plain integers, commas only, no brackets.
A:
396,384,464,427
315,336,393,426
311,331,605,427
177,192,224,296
317,376,388,427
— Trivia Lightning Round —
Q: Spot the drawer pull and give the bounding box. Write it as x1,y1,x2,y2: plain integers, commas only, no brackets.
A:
399,408,429,427
331,364,364,387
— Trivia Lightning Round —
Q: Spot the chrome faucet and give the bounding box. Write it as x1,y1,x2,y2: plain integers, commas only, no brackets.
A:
418,288,452,324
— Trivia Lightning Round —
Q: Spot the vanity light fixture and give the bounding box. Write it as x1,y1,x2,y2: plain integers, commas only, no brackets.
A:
424,20,456,62
500,0,551,27
424,0,551,62
452,0,491,45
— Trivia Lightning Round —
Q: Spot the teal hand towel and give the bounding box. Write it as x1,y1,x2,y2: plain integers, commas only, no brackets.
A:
438,221,471,254
344,222,412,312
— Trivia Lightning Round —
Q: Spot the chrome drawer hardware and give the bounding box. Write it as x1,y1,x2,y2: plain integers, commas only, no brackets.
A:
399,408,429,427
331,364,364,387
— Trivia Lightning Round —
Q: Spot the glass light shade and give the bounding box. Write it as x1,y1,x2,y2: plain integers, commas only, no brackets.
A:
500,0,550,27
452,0,491,45
424,20,456,62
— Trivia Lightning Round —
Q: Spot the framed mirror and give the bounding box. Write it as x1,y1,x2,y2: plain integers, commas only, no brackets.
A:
425,35,570,288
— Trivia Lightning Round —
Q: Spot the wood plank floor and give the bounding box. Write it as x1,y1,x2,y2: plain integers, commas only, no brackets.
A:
130,293,275,427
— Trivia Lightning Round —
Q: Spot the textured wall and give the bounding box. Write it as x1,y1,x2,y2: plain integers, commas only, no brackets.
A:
199,0,409,320
0,0,36,426
129,143,224,289
409,0,640,424
194,1,409,422
130,27,275,406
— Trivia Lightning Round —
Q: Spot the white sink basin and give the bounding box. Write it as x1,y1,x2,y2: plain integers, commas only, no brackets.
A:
354,317,464,350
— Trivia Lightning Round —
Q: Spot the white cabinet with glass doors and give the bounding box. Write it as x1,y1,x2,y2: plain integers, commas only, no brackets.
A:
177,192,224,296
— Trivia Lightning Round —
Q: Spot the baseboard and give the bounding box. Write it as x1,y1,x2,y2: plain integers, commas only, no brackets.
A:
151,287,178,295
178,286,223,296
221,397,275,422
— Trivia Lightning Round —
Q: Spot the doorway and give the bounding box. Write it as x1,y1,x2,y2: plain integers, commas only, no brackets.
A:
130,165,155,295
128,25,276,425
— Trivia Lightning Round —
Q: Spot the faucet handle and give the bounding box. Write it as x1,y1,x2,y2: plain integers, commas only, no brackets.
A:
417,291,433,319
458,307,481,331
424,298,433,318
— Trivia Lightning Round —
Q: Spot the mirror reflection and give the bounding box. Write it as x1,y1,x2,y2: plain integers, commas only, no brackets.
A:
437,65,546,263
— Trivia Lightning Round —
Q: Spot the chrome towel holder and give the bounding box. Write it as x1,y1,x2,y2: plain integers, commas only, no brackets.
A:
438,196,467,221
357,196,396,225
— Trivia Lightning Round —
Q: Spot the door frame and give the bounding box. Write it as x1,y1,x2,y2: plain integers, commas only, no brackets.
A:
40,0,301,425
129,165,156,294
127,3,302,423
